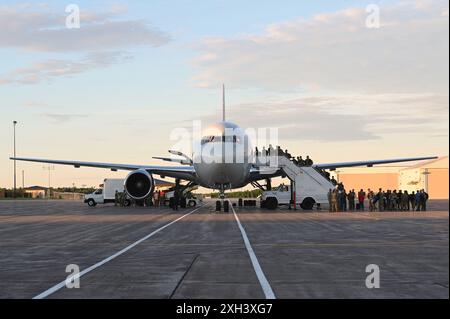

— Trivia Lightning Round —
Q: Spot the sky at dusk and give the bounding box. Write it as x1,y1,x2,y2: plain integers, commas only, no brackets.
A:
0,0,448,188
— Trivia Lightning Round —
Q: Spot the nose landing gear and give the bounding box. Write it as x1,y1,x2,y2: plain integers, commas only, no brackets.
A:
215,183,230,213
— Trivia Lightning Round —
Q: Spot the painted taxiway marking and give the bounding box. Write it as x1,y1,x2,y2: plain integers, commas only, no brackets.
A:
33,205,204,299
229,202,276,299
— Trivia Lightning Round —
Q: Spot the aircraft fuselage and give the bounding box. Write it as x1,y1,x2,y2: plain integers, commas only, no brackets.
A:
192,121,253,189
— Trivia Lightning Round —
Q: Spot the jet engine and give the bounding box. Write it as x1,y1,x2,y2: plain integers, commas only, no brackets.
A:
124,169,154,200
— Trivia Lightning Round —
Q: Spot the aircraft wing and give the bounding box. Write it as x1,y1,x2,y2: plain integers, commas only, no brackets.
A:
313,156,438,170
10,157,197,181
248,155,437,181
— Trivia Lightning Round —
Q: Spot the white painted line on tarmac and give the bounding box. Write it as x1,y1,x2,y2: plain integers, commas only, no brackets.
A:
33,205,203,299
229,202,276,299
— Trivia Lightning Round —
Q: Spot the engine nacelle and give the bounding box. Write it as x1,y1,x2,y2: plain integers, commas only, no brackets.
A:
124,169,154,200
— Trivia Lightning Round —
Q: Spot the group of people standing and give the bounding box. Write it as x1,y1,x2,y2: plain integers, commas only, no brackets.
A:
328,186,430,212
150,190,166,207
255,145,314,166
328,184,367,212
114,190,168,207
370,188,429,212
114,190,129,207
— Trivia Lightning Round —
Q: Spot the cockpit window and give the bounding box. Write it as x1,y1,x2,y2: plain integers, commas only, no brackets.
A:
201,135,240,145
201,136,214,145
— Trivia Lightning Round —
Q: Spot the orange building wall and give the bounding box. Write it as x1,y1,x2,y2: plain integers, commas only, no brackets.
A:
338,173,399,191
428,168,449,199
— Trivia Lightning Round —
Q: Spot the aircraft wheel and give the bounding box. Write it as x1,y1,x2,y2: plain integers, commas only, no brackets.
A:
300,197,315,210
188,200,196,207
265,197,278,210
124,199,131,207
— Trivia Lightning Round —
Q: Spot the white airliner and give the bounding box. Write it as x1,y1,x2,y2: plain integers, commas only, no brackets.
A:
10,87,436,202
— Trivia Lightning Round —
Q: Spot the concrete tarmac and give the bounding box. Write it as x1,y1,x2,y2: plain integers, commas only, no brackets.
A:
0,199,448,299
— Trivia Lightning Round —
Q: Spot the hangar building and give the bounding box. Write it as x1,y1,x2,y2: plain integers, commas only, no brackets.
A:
334,156,449,199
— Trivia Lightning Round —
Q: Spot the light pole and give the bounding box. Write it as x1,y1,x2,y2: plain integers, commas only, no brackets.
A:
423,168,431,193
13,120,17,198
43,165,55,199
335,170,342,183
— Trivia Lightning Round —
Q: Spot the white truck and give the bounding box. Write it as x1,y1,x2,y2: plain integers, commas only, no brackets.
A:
84,179,130,207
259,156,334,210
260,183,329,210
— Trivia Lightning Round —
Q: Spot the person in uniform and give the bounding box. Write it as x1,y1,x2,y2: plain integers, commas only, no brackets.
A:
262,146,267,156
415,190,421,211
358,189,366,211
337,189,345,211
385,190,390,210
390,190,397,211
397,190,403,210
268,144,274,156
401,190,409,211
419,189,429,211
305,156,313,166
284,149,292,159
347,189,355,211
114,190,119,207
145,194,152,207
342,190,348,211
327,189,333,212
119,191,125,207
298,156,305,166
153,191,159,207
397,190,403,211
331,189,338,212
276,146,282,156
409,191,416,211
367,189,374,212
382,190,388,211
377,188,384,211
422,189,429,211
173,189,179,211
330,175,337,185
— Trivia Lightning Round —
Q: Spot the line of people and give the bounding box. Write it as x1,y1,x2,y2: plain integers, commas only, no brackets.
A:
255,145,340,187
328,186,429,212
370,188,429,212
255,145,314,166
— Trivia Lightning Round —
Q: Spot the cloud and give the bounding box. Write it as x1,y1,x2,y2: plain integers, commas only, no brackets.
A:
0,51,132,85
0,4,170,85
0,4,170,52
199,93,448,142
192,0,449,94
23,101,49,108
40,113,88,123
